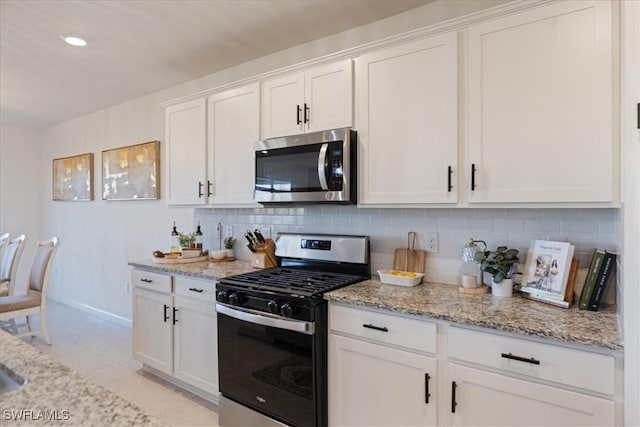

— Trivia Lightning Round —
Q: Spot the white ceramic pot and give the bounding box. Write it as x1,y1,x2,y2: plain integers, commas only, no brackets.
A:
491,277,513,297
461,273,478,288
225,249,234,258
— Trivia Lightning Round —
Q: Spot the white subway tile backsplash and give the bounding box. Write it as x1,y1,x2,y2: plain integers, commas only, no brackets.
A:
195,207,619,286
525,220,560,234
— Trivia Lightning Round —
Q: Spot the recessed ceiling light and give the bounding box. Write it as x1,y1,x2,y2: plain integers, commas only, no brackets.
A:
61,35,87,47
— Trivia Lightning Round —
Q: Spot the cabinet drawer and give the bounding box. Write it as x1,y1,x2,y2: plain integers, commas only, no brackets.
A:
448,326,615,395
131,269,172,293
329,304,437,354
174,276,216,302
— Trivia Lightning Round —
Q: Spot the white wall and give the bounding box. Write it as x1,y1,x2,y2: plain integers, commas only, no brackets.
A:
0,124,42,290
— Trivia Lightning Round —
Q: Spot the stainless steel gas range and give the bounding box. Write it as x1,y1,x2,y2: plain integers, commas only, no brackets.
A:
216,233,370,427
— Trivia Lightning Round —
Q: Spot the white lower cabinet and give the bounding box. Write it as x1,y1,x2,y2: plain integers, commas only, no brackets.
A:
329,304,438,426
328,303,620,426
330,335,437,426
447,326,616,426
448,363,615,426
131,269,219,400
132,286,173,373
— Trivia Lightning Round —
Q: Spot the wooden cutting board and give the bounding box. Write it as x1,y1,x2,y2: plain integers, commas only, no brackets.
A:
393,232,427,273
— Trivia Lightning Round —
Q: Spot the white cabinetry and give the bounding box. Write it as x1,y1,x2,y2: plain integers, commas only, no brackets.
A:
173,276,218,396
207,83,260,206
467,0,614,203
447,326,616,426
355,33,458,206
328,304,438,426
165,98,208,205
261,59,352,138
132,270,173,373
131,269,219,400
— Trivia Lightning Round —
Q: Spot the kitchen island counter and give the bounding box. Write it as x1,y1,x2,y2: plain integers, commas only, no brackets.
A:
0,330,167,426
325,279,622,352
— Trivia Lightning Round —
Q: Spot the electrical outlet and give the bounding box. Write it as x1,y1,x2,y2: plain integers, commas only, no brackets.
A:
124,281,130,294
425,232,438,253
260,226,272,239
224,225,233,238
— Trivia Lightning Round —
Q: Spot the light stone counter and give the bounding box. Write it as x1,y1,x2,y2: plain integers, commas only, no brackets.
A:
128,259,254,281
0,330,167,427
127,261,622,351
325,279,622,352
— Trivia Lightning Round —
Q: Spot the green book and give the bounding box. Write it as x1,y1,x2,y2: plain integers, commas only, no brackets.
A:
578,249,606,310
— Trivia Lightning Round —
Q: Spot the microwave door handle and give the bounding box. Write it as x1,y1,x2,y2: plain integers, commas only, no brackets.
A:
318,143,329,190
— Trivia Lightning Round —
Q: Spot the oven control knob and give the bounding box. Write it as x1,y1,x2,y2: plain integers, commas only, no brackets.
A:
216,290,229,304
267,300,280,314
228,292,245,306
280,303,293,318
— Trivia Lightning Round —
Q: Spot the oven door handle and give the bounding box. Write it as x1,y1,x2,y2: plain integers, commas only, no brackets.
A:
216,303,315,335
317,143,329,191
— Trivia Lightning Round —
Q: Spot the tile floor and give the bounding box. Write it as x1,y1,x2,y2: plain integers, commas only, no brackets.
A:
11,300,220,427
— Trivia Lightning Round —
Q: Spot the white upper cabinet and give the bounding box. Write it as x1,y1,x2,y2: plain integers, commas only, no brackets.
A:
165,98,208,205
467,0,614,204
261,59,353,138
207,83,261,207
356,32,458,206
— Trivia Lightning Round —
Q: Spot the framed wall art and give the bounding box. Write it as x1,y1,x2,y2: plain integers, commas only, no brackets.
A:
52,153,94,201
102,140,160,200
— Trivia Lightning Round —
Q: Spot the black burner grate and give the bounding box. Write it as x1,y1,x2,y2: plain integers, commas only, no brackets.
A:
221,268,363,297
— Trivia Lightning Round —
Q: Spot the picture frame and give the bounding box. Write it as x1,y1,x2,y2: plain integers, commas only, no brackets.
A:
52,153,94,201
102,140,160,201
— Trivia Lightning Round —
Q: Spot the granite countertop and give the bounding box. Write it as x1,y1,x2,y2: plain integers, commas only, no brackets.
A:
325,280,623,352
0,330,167,427
128,259,254,280
128,260,622,351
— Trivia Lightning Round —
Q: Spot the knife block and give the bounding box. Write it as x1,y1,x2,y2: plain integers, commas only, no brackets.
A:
251,238,277,269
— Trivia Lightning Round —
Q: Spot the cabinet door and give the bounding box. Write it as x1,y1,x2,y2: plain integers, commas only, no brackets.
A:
173,293,218,396
165,98,208,205
448,363,614,426
261,72,304,138
329,334,437,426
304,59,353,133
132,287,173,374
208,83,261,206
467,1,613,203
355,33,458,205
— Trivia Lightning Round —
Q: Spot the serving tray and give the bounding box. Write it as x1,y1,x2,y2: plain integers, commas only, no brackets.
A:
152,255,209,264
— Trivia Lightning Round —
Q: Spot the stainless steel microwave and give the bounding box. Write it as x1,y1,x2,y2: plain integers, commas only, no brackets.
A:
254,128,356,204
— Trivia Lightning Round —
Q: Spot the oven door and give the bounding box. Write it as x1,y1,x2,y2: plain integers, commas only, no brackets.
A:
217,304,317,427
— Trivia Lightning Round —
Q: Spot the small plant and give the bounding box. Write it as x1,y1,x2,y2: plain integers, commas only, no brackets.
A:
223,237,236,249
474,246,520,283
178,232,196,248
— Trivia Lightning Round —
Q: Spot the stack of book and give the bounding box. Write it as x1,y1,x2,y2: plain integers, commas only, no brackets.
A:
578,249,617,311
519,240,579,308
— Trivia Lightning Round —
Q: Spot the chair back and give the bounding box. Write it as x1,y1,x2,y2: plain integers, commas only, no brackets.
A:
28,237,59,294
0,233,9,261
1,234,26,294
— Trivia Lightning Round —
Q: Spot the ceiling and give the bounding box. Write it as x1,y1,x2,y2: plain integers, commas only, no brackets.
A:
0,0,433,129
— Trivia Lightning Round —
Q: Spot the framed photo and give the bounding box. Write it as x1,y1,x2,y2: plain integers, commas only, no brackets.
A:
102,140,160,200
52,153,94,201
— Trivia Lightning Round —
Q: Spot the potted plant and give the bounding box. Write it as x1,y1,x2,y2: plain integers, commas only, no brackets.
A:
178,232,196,249
223,237,236,258
474,246,520,297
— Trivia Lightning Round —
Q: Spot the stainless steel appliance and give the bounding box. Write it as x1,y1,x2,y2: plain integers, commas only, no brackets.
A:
254,128,356,204
216,233,370,427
